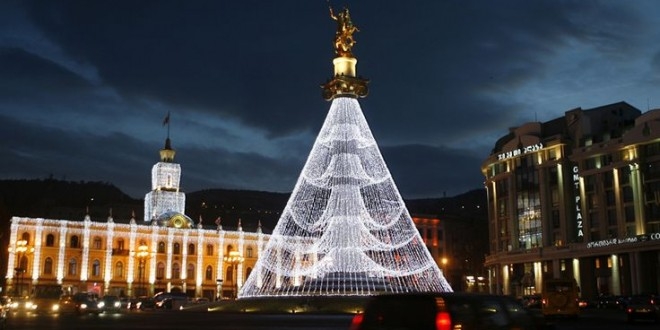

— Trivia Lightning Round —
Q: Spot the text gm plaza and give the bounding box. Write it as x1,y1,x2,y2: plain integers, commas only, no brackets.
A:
482,102,660,299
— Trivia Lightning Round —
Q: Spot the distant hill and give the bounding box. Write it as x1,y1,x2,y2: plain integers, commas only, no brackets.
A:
0,178,486,233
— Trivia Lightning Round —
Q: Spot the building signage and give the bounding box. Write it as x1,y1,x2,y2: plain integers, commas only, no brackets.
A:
573,166,584,238
587,233,660,249
497,143,544,161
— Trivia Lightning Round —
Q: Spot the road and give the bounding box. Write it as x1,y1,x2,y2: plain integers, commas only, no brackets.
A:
5,307,657,330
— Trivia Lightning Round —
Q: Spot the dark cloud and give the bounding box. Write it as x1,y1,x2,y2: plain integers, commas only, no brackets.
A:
1,1,658,199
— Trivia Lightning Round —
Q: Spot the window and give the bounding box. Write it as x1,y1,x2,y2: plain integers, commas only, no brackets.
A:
117,239,125,251
70,235,79,248
173,243,181,255
114,262,123,278
68,258,77,276
21,232,30,243
172,263,180,279
44,257,53,275
187,264,195,279
93,237,102,249
246,246,253,258
158,241,166,253
46,234,55,247
188,244,195,255
92,260,101,277
157,262,165,280
226,266,233,283
206,244,214,256
205,266,213,281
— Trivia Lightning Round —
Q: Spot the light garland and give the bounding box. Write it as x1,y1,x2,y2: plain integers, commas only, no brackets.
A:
239,97,453,298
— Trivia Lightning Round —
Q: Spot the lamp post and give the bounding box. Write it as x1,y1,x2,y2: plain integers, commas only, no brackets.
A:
136,244,149,297
9,239,34,297
223,251,244,299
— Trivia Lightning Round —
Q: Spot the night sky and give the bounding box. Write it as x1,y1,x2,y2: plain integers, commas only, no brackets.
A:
1,1,660,199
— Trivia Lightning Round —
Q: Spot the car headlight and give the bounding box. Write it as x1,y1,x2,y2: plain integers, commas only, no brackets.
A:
80,303,88,309
26,301,37,309
9,302,18,309
97,302,105,308
52,304,60,311
114,302,121,308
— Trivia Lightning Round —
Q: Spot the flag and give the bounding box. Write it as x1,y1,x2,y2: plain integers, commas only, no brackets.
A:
162,112,170,126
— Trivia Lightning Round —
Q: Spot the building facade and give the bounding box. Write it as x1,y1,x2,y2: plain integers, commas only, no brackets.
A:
482,102,660,299
5,138,270,300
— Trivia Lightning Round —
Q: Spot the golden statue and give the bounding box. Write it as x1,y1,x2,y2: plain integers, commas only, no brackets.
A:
329,6,359,57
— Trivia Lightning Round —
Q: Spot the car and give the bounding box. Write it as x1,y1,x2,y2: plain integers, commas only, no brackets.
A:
130,296,156,310
100,295,122,313
522,295,542,309
625,295,659,323
7,296,37,314
0,297,8,329
595,295,620,309
349,293,554,330
59,293,102,315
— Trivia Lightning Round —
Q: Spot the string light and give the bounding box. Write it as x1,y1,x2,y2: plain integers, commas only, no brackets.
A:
239,97,453,298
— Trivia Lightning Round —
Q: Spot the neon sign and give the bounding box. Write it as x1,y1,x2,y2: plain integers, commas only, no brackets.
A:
573,166,584,238
497,143,544,161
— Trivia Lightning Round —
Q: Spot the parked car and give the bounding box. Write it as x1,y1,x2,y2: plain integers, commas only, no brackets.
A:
624,295,659,323
349,293,554,330
100,295,122,313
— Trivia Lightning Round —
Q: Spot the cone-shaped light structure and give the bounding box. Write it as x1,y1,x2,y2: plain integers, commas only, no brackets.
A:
238,7,452,298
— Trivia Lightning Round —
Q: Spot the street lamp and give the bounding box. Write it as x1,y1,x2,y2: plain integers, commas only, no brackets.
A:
8,239,34,297
136,244,150,297
223,251,244,299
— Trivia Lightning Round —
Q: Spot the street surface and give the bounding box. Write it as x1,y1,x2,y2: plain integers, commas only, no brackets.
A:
5,307,658,330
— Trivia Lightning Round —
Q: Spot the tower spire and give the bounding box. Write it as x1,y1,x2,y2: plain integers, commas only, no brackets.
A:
321,6,369,101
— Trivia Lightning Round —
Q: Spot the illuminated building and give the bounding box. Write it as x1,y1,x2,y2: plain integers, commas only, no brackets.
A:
5,137,269,299
238,7,452,298
482,102,660,298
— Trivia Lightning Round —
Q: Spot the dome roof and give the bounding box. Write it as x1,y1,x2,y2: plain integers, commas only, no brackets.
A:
155,211,194,229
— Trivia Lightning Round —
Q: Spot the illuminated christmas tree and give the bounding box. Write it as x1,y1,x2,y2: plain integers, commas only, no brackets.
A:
238,7,452,298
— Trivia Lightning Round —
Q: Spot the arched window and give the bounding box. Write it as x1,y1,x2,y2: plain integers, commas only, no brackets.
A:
92,259,101,277
246,246,254,258
21,232,30,243
226,266,233,283
173,243,181,255
68,258,77,276
206,244,214,256
70,235,79,248
157,262,165,280
172,263,180,279
45,234,55,247
226,245,234,255
44,257,53,275
188,243,195,255
158,241,166,253
187,263,195,279
205,266,213,281
114,261,123,278
93,237,103,249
